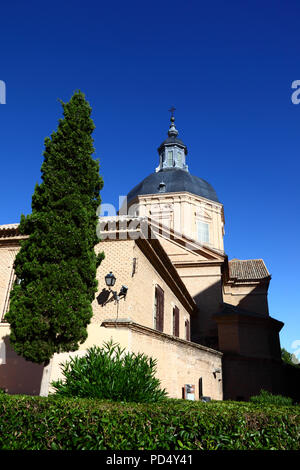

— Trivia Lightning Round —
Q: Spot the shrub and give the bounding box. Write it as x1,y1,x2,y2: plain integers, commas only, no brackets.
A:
0,395,299,450
249,389,293,406
281,347,300,366
51,340,167,403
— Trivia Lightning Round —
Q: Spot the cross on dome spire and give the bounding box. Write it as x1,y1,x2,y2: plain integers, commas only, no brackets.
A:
168,106,176,117
168,106,179,137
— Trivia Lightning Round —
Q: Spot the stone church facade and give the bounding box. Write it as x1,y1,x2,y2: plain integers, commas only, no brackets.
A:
0,115,298,400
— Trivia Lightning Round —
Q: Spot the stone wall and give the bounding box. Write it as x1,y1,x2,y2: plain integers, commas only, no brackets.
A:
125,322,223,400
48,322,223,400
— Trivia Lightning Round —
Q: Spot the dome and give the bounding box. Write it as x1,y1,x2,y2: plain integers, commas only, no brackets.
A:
127,168,220,204
126,112,220,205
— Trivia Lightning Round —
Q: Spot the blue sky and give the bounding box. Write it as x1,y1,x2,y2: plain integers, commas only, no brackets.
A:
0,0,299,355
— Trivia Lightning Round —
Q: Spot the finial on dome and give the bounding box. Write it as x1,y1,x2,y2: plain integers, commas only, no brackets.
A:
168,106,178,137
169,106,176,117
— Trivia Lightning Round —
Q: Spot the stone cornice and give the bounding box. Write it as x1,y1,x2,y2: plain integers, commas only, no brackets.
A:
129,191,224,209
101,319,223,357
173,260,224,268
0,239,25,247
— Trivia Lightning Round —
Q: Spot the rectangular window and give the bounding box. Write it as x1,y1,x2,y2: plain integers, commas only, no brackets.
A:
154,285,164,332
173,306,179,337
197,221,209,243
177,151,182,166
199,378,203,399
167,150,173,166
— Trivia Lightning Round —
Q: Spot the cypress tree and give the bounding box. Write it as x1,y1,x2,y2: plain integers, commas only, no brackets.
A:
5,91,104,364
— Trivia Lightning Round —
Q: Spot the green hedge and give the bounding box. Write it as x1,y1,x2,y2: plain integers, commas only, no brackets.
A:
0,394,299,450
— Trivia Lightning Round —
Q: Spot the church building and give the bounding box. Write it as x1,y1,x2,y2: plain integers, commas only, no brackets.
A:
0,113,297,401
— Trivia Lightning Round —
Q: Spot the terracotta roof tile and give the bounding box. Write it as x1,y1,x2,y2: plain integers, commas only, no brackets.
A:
0,224,21,240
228,259,270,281
0,224,19,230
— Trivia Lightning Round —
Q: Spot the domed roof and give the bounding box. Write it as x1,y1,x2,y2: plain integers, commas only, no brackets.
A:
126,112,220,205
127,168,220,203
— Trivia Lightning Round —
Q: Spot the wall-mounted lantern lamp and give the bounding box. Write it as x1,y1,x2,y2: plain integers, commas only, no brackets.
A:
104,272,128,303
105,271,116,288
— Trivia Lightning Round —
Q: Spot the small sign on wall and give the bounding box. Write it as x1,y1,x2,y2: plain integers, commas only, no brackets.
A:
183,384,195,400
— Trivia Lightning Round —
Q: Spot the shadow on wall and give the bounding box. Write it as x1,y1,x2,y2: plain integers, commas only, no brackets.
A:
0,335,44,395
189,277,297,400
96,288,111,306
191,277,277,351
191,279,223,349
228,279,270,316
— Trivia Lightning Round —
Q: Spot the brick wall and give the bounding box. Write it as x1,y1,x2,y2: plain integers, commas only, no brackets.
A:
93,239,192,339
